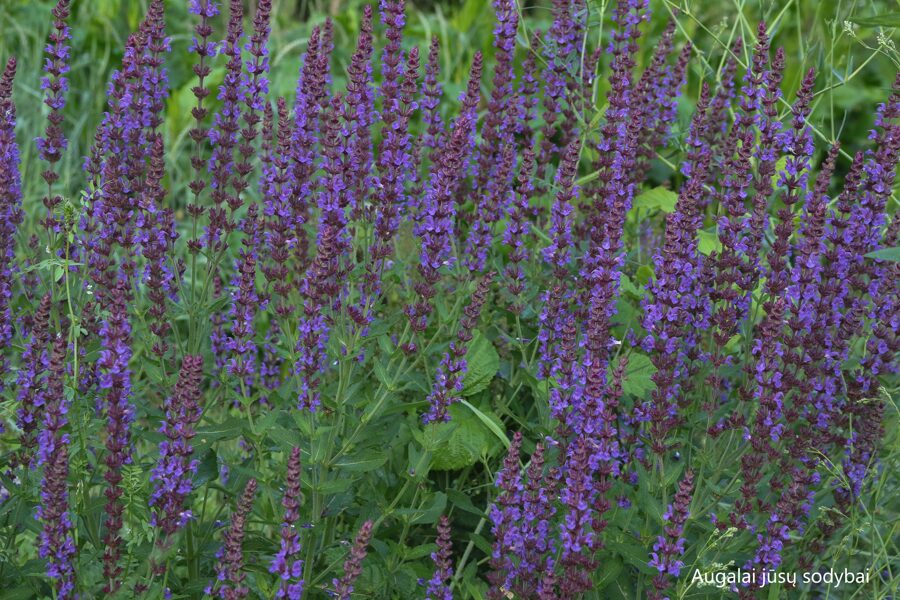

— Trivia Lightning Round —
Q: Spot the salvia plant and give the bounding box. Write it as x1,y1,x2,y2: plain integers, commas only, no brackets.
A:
0,0,897,598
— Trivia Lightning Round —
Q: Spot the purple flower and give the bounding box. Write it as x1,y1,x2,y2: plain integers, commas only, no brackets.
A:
206,0,247,249
648,471,693,599
513,31,541,144
209,479,258,600
489,432,524,594
536,141,579,380
558,436,597,596
489,436,557,598
186,0,220,252
583,0,648,239
423,274,493,423
502,147,536,313
1,57,25,397
421,37,444,153
289,25,328,267
631,22,691,182
464,143,515,272
640,84,713,452
15,295,52,466
135,135,179,358
333,520,373,600
150,355,204,537
425,515,454,600
98,283,134,591
226,205,264,394
406,109,477,335
294,95,349,411
36,337,77,599
345,5,376,220
270,447,305,600
34,0,71,232
473,0,518,197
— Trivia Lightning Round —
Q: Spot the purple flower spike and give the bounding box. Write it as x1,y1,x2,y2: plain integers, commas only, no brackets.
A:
422,37,444,154
406,109,477,335
0,59,24,396
641,84,713,453
15,295,52,466
271,447,305,600
99,283,135,592
150,355,204,537
426,515,454,600
226,205,264,394
207,0,247,250
186,0,220,252
649,471,694,599
502,146,536,313
423,274,494,423
36,336,77,600
35,0,71,232
209,479,258,600
333,520,374,600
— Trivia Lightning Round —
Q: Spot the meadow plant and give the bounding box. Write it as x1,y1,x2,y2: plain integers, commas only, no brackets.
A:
0,0,897,598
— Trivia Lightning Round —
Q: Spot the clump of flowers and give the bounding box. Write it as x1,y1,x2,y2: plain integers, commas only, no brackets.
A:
0,0,896,598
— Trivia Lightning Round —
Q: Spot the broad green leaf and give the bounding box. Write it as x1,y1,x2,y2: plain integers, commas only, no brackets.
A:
447,489,486,517
334,449,388,472
314,477,354,495
431,404,502,471
698,230,722,255
459,399,509,448
373,358,393,389
267,426,301,451
605,540,658,575
865,246,900,261
404,543,438,561
193,449,219,487
619,353,657,398
461,331,500,397
635,265,654,287
619,273,643,298
413,491,447,524
594,557,625,591
633,186,677,212
396,491,447,524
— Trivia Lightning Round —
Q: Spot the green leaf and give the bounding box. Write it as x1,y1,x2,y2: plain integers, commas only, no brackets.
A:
593,557,625,591
633,186,677,212
461,331,499,397
619,274,643,298
334,449,388,472
606,540,657,575
267,426,301,451
404,543,438,560
193,450,219,487
635,265,654,287
373,358,393,390
698,230,722,256
431,404,501,471
314,478,354,495
848,13,900,27
446,489,486,517
459,399,509,448
196,417,247,444
620,353,657,398
865,246,900,261
413,491,447,524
